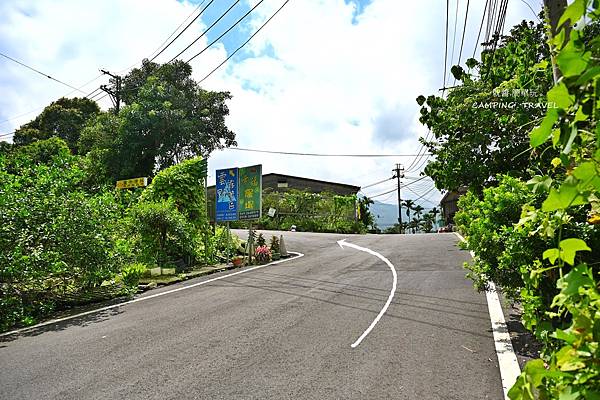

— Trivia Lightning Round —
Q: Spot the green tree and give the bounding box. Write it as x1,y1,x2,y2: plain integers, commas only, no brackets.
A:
0,153,124,330
13,97,100,152
429,207,440,228
8,137,70,169
0,141,12,156
422,213,435,233
402,199,415,232
413,204,424,219
417,21,554,193
357,196,376,230
138,157,210,265
86,59,236,180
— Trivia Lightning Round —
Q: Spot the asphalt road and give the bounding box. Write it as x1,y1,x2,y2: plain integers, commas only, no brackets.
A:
0,232,503,399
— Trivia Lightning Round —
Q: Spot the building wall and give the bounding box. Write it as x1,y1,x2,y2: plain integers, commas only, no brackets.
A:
440,188,467,225
262,174,358,196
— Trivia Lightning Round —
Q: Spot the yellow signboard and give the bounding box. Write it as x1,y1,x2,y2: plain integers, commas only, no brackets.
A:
116,177,148,189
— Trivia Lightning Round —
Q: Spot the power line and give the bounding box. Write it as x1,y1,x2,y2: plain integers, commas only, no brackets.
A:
454,0,470,86
443,0,450,93
167,0,240,64
186,0,266,64
405,185,438,204
407,186,437,205
448,0,460,84
0,52,87,94
120,0,278,96
370,186,398,199
472,0,489,61
0,131,15,139
198,0,292,84
223,147,431,157
150,0,214,63
409,153,431,173
404,181,434,193
402,175,431,187
377,192,397,203
367,177,434,201
405,129,433,172
0,2,216,133
519,0,541,21
360,177,394,190
0,73,105,129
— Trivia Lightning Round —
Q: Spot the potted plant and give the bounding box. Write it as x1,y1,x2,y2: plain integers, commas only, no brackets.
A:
256,233,266,247
270,236,281,260
255,245,271,264
231,255,244,267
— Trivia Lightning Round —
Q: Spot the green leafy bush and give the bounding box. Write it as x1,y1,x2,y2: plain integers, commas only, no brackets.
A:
140,157,211,264
128,200,196,269
0,155,123,330
507,3,600,395
8,137,71,170
455,175,545,297
256,233,266,247
141,157,208,227
121,263,147,288
252,189,365,233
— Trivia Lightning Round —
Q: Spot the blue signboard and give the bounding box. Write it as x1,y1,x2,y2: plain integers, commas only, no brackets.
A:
215,168,239,221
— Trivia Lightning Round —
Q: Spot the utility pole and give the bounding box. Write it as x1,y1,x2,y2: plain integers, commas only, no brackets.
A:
99,69,122,114
392,163,404,233
543,0,569,83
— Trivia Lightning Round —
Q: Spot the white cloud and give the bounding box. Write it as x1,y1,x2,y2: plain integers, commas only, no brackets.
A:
0,0,538,207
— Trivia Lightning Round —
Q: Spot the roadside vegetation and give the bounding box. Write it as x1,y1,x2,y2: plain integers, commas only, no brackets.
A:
0,60,238,332
419,3,599,398
245,189,374,233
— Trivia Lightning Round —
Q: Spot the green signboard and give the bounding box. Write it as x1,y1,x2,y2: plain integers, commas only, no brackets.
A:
238,164,262,220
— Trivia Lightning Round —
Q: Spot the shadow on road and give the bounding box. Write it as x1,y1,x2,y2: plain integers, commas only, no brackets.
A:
234,273,489,321
260,271,489,307
0,302,125,344
211,275,493,339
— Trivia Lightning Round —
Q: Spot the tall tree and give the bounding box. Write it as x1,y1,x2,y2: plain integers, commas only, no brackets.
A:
13,97,100,153
413,204,424,219
417,21,555,193
357,196,376,230
429,207,440,226
422,213,435,233
402,199,415,233
83,60,236,180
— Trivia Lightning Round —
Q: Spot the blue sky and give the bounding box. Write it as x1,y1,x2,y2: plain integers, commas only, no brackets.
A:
0,0,538,207
183,0,373,66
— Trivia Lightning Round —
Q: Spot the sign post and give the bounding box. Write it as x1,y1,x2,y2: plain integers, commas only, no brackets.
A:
215,168,239,222
116,177,148,189
238,165,262,266
214,164,262,266
238,165,262,221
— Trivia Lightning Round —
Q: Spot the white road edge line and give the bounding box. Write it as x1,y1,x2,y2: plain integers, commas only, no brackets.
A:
1,251,305,337
337,239,397,348
453,231,521,400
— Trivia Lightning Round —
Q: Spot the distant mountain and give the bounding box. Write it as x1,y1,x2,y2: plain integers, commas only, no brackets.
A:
369,200,398,229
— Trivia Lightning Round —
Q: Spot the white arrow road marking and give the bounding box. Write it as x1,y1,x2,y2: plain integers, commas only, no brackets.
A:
337,239,397,348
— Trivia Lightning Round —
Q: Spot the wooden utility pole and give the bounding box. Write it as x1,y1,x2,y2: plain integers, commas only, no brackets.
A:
543,0,569,83
393,164,404,233
99,69,122,114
